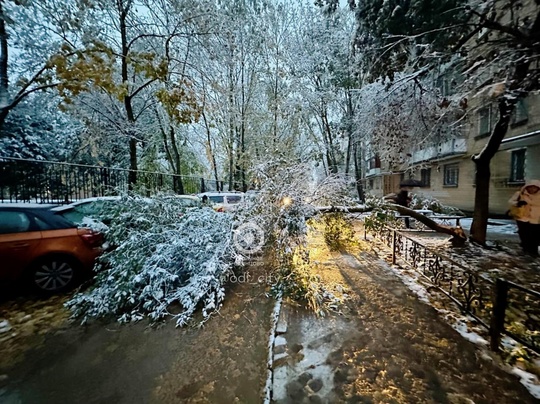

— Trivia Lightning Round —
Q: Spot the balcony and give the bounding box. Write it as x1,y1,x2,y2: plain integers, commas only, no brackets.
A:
411,138,467,164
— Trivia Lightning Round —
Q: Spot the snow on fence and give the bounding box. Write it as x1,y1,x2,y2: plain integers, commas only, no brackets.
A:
365,225,540,355
0,157,228,203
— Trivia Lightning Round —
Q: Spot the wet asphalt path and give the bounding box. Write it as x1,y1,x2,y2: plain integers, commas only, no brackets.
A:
0,265,274,404
270,245,536,403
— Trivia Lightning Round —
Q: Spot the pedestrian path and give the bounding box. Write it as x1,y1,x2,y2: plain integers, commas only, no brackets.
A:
270,247,536,403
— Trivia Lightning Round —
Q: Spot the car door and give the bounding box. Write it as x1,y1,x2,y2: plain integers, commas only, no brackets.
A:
0,210,42,281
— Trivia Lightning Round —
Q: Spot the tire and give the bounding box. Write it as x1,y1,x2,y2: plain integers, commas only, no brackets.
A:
27,256,81,294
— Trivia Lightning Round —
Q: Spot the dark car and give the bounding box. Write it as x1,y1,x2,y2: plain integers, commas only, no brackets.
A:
0,205,103,294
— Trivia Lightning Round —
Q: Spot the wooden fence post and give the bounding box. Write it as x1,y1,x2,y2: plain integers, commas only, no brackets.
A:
490,278,509,352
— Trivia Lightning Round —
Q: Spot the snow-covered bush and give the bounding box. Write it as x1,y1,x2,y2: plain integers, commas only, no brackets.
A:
66,195,234,325
362,193,404,232
363,193,386,209
410,193,464,215
238,162,350,313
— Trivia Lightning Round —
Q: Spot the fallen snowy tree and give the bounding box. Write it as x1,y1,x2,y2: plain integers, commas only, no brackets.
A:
66,195,235,326
315,203,466,245
390,204,467,246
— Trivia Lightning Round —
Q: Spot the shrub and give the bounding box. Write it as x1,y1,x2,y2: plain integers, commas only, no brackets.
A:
322,212,356,251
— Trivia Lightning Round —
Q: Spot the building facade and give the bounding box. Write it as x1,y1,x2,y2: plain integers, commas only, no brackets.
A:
363,0,540,215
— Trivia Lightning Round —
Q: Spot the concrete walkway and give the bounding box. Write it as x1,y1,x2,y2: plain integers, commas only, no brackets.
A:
270,248,536,403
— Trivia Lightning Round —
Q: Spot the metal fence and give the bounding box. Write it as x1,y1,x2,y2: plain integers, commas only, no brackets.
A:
366,224,540,354
0,157,225,204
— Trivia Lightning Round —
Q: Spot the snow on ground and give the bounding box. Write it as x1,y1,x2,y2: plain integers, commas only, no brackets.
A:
460,217,519,236
512,368,540,399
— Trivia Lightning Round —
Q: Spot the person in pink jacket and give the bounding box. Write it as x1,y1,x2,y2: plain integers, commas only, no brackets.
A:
508,180,540,256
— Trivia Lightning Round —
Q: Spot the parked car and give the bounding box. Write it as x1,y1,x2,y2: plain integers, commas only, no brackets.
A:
160,194,202,208
52,195,202,226
198,192,244,212
0,205,103,294
50,196,121,226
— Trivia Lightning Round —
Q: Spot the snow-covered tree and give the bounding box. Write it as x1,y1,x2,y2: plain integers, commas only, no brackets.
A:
350,0,540,244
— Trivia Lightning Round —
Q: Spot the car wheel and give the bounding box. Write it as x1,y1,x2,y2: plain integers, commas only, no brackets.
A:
28,256,80,294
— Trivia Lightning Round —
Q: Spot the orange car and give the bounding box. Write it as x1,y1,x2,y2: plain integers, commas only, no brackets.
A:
0,205,103,294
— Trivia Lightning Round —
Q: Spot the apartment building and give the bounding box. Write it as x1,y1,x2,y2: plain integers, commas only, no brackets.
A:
364,92,540,215
363,0,540,215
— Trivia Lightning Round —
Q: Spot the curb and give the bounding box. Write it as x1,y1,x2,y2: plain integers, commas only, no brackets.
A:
263,295,284,404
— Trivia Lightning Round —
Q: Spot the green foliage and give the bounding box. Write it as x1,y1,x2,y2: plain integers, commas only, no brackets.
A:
322,212,356,251
240,162,348,313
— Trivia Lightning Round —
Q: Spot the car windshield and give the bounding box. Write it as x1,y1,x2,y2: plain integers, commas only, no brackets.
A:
58,201,106,224
208,196,224,203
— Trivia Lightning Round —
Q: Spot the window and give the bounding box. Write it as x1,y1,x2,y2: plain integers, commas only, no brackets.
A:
0,211,31,234
225,195,242,204
478,106,491,137
510,149,526,183
33,216,52,231
369,155,381,169
512,99,528,126
443,164,459,187
421,168,431,187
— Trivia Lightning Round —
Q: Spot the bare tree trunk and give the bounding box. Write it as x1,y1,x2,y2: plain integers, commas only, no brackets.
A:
321,108,338,174
169,127,184,194
344,90,353,175
470,97,515,244
353,142,364,202
240,57,247,192
228,68,235,191
119,0,137,189
392,205,467,245
202,110,220,190
0,1,8,110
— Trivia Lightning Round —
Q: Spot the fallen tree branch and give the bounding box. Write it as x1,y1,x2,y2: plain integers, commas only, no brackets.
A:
389,204,467,246
315,205,372,214
314,204,467,246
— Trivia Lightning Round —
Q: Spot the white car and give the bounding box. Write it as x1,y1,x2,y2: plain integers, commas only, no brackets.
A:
198,192,244,212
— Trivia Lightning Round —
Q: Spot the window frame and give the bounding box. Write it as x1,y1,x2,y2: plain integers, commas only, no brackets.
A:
509,149,526,184
511,99,528,127
420,168,431,187
478,106,492,138
443,164,459,187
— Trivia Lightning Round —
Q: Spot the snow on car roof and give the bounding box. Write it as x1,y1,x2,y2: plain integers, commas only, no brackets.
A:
0,202,59,209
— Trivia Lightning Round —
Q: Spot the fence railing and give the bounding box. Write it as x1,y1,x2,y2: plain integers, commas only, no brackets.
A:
0,157,230,204
365,224,540,355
